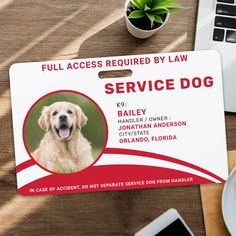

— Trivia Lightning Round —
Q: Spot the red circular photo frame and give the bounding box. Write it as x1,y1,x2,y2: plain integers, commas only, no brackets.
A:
22,90,108,175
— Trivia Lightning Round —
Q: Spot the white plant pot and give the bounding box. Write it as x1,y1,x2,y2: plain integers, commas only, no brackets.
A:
125,0,170,39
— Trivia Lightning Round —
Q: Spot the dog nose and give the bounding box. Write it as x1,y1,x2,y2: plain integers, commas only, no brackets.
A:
59,115,67,122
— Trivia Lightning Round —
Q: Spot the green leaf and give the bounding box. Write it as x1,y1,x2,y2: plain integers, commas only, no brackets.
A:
151,6,169,12
140,0,146,8
144,4,151,11
167,6,183,12
166,3,183,10
146,0,153,7
153,0,177,8
152,3,183,12
154,15,164,24
151,0,175,8
128,10,145,19
152,8,169,15
131,0,143,9
145,12,155,27
151,0,161,7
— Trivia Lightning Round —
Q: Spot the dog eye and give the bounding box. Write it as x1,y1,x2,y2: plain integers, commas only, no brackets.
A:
67,110,73,114
52,111,58,116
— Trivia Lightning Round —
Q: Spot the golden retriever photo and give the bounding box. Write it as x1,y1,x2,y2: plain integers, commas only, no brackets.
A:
32,101,94,173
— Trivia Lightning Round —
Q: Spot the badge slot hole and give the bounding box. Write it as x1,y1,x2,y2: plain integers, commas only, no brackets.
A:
98,69,132,79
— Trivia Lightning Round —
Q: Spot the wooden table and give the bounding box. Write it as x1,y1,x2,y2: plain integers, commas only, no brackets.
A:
0,0,236,235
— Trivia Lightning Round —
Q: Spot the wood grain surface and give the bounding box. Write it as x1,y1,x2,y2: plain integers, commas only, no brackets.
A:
0,0,235,235
201,151,236,236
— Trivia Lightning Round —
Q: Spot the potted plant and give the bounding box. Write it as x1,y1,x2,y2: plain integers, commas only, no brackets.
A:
125,0,183,39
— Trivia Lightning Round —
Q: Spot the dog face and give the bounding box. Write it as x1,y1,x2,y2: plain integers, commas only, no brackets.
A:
38,101,87,141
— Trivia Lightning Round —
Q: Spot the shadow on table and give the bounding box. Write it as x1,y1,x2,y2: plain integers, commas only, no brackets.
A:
2,186,204,236
0,0,205,235
0,0,122,181
78,15,188,59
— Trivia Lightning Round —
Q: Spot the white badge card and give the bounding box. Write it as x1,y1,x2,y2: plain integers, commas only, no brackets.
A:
9,50,228,196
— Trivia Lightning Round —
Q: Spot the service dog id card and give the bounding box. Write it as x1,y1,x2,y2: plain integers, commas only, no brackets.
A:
10,50,228,196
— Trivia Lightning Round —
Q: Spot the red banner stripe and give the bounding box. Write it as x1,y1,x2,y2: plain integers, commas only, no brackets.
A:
18,165,215,196
16,159,35,173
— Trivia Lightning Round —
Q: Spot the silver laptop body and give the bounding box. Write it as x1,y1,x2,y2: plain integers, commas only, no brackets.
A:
195,0,236,112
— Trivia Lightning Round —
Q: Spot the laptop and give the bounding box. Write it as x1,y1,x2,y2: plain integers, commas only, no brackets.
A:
195,0,236,112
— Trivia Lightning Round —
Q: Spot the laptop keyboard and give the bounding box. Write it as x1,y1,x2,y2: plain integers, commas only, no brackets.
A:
213,0,236,43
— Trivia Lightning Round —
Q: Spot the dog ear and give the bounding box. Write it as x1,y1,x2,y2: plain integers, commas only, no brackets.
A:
38,106,49,130
76,106,88,129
